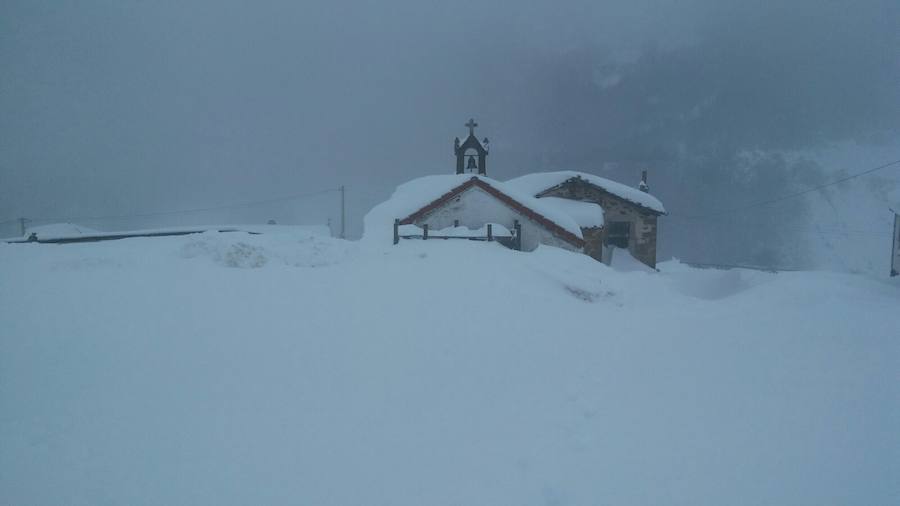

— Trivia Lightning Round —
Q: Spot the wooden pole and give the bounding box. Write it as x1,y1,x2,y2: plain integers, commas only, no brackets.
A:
393,219,400,245
514,220,522,250
892,212,899,277
423,224,428,240
339,185,346,239
487,223,493,241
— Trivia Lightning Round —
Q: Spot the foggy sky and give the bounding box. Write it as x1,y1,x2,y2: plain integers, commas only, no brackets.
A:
2,0,898,252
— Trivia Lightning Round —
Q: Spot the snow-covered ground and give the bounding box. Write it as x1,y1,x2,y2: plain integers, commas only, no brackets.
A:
1,228,897,505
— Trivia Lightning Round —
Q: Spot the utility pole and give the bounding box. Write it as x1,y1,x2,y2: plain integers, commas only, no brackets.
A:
339,185,346,239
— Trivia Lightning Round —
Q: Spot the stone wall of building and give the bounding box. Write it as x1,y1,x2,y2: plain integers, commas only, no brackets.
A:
541,181,659,268
581,226,605,262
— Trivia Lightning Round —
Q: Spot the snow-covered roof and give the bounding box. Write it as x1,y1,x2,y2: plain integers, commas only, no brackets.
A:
25,223,101,239
362,174,586,245
457,133,487,151
506,171,666,214
536,197,604,228
7,224,330,243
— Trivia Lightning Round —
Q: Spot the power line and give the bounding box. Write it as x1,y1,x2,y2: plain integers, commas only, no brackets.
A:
2,187,341,226
674,158,900,220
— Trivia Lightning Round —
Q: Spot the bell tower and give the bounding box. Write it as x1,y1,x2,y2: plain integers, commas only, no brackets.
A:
454,118,489,175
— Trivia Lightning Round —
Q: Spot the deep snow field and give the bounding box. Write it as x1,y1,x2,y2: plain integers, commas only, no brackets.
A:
1,227,898,506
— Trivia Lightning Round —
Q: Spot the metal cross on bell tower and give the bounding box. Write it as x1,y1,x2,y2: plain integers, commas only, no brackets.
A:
453,118,489,175
465,118,478,136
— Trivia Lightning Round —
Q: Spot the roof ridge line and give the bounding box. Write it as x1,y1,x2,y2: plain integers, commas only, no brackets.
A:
400,177,584,248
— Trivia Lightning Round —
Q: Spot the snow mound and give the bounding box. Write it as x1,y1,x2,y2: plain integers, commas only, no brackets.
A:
665,264,751,299
656,259,781,299
181,234,270,268
1,235,898,506
180,230,356,269
609,247,656,272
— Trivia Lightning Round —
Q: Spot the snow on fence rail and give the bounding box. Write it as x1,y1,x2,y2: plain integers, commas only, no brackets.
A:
393,219,522,250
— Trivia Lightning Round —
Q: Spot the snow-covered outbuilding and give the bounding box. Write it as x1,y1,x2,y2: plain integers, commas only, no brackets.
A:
367,120,666,268
506,170,666,267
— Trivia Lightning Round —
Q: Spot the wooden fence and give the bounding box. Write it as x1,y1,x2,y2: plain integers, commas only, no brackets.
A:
393,219,522,251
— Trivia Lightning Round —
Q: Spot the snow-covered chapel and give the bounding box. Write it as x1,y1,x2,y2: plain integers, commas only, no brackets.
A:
370,120,667,268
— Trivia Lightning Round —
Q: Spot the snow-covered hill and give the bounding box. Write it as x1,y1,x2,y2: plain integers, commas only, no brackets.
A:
1,229,897,505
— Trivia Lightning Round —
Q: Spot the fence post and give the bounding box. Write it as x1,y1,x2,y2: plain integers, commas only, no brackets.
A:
514,220,522,250
393,219,400,245
423,224,428,240
487,223,493,241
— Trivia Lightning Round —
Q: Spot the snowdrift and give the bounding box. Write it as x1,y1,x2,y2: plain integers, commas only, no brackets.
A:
0,231,897,506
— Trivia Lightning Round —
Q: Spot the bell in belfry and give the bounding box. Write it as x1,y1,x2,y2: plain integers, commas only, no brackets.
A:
453,118,488,175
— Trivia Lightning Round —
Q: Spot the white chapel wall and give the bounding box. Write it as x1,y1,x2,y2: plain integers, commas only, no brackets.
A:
412,187,578,252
